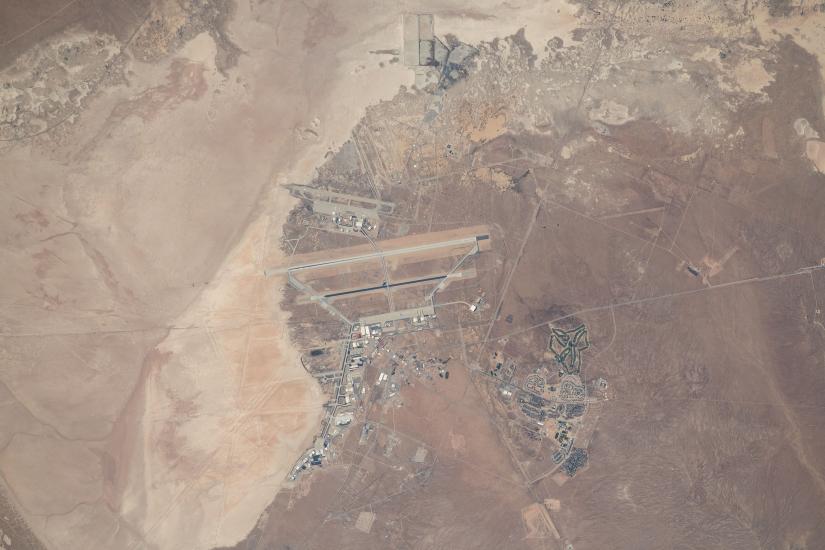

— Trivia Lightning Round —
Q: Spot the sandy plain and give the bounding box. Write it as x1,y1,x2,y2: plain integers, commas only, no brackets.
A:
0,1,599,549
4,1,825,550
1,0,417,548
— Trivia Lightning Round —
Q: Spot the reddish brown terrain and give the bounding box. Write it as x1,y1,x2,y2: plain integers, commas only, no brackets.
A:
3,1,825,550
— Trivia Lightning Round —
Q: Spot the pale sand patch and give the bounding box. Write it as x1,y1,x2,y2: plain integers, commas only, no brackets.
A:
111,4,421,548
794,118,820,139
355,511,376,534
589,99,634,125
806,140,825,173
0,1,598,549
469,112,507,142
691,45,774,97
691,45,723,66
123,206,326,550
732,57,774,94
521,502,560,539
0,14,411,550
700,246,740,284
470,165,514,192
436,0,580,59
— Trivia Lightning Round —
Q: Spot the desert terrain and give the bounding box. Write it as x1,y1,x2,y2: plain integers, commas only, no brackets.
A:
2,1,825,550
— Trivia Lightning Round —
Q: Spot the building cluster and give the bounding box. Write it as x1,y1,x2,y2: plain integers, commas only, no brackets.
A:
490,353,517,381
289,437,329,480
488,324,600,477
561,448,588,477
331,211,373,232
285,183,394,236
353,307,437,348
558,377,586,401
292,307,446,483
291,331,371,481
339,338,366,409
518,391,550,422
551,420,574,464
402,13,478,89
524,373,546,393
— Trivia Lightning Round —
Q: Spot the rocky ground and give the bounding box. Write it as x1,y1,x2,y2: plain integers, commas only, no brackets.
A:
2,1,825,550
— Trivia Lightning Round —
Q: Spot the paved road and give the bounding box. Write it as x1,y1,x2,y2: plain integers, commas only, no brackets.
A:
266,235,484,276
